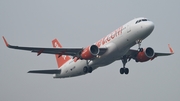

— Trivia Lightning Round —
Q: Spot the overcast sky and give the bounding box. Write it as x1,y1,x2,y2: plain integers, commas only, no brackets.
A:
0,0,180,101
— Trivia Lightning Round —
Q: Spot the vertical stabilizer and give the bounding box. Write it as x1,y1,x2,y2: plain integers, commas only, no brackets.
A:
52,39,71,68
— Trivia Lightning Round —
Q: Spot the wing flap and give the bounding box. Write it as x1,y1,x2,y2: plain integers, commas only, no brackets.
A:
28,69,61,74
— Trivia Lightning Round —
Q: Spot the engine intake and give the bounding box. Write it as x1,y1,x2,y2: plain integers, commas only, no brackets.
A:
136,47,155,62
81,45,99,60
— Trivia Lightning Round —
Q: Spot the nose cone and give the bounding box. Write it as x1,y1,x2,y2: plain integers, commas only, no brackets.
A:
145,21,154,33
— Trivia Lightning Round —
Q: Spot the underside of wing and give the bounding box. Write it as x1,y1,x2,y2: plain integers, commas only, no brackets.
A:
2,37,108,58
124,44,174,62
154,44,174,57
155,52,173,56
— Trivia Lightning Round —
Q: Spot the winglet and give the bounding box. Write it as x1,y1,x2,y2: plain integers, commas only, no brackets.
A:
168,44,174,54
2,36,9,47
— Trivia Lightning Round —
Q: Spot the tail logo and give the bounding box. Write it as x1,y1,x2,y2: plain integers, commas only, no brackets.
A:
54,42,67,60
54,42,59,48
52,38,71,68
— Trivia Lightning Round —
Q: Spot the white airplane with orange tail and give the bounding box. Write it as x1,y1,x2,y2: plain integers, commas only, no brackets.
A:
3,17,174,78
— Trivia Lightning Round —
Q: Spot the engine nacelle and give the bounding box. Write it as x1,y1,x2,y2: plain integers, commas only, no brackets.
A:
136,47,155,62
81,45,99,60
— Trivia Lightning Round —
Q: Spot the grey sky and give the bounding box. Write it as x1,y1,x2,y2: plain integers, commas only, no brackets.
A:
0,0,179,101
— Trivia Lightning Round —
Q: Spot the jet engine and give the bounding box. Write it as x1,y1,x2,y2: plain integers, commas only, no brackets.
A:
136,47,155,62
80,45,99,60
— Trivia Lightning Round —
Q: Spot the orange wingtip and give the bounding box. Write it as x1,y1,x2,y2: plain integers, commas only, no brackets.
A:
2,36,9,47
168,44,174,54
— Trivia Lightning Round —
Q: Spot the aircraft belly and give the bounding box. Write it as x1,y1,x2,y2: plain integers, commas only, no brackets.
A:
54,60,87,78
90,42,125,67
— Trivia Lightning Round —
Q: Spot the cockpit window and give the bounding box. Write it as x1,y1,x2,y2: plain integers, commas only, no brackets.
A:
135,19,149,24
135,20,141,24
142,19,147,21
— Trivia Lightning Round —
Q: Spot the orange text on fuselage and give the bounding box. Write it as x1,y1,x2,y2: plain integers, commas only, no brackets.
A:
96,26,122,47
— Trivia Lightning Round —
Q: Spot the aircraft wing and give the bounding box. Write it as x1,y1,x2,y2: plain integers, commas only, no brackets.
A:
2,36,107,57
124,44,174,61
28,69,61,74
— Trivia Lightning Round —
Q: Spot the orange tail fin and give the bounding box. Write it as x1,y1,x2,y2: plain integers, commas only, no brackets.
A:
52,39,71,68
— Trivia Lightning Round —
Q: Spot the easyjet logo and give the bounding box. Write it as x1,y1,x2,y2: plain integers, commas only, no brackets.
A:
96,26,122,47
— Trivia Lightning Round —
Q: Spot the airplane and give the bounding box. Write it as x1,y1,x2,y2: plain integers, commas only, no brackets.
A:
2,17,174,78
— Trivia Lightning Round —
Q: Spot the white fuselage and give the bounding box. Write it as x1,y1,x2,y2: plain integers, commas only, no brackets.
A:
54,17,154,78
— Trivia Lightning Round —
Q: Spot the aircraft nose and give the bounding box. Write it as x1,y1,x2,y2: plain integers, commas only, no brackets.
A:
145,21,154,33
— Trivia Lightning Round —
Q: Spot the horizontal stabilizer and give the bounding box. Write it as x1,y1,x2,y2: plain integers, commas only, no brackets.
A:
28,69,61,74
